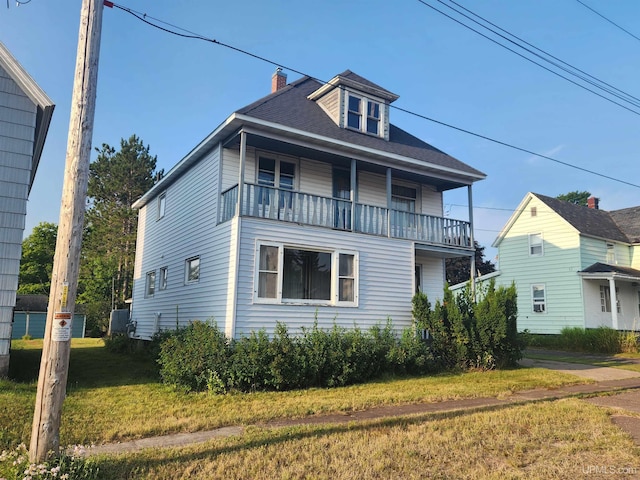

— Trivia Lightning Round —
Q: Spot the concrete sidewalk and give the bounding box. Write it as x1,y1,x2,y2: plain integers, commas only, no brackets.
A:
82,357,640,457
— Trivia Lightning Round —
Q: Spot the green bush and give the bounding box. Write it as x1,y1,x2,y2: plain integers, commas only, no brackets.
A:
157,321,230,392
412,281,522,370
156,319,434,393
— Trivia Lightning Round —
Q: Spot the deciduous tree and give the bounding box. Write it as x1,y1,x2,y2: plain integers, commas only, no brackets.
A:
17,222,57,295
445,241,495,286
556,190,591,206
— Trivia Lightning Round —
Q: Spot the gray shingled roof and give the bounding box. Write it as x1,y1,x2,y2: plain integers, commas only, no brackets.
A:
236,74,484,178
609,206,640,243
581,262,640,277
534,193,637,243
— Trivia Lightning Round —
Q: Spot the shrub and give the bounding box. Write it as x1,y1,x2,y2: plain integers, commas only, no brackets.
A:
412,280,522,370
157,321,230,392
558,326,637,354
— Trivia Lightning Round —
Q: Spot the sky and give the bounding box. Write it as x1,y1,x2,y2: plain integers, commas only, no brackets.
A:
2,0,640,262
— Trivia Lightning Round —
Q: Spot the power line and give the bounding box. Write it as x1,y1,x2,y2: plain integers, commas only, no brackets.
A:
443,0,640,107
415,0,640,115
575,0,640,43
107,2,640,190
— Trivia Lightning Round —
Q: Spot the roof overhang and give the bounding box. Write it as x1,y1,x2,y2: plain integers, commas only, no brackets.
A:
0,42,55,194
307,74,399,103
578,271,640,283
133,112,485,209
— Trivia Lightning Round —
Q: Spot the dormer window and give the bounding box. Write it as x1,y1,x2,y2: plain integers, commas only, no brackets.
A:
346,93,382,136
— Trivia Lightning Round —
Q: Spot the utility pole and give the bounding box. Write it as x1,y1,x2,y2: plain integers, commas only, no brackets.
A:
29,0,104,462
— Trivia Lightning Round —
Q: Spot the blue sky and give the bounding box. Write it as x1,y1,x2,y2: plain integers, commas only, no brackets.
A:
3,0,640,261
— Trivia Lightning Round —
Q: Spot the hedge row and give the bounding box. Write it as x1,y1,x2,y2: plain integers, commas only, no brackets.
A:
157,320,434,393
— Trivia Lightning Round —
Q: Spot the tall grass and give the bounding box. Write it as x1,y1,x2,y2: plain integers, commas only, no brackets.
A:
527,327,639,354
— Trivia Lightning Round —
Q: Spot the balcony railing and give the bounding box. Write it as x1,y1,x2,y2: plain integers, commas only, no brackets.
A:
220,183,471,247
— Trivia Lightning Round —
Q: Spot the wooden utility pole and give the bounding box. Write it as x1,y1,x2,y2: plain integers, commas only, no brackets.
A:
29,0,104,462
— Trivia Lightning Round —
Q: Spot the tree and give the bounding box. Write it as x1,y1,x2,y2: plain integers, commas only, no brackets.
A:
556,190,591,206
17,222,58,295
79,134,162,334
445,241,495,286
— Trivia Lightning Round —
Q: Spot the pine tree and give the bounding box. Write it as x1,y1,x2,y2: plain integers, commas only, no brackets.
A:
79,134,162,334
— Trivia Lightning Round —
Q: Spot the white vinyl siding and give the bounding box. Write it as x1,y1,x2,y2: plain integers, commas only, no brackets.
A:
315,88,341,125
0,63,38,360
131,146,233,340
235,218,416,337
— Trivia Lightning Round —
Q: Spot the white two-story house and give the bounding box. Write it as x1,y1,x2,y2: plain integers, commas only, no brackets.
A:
129,70,485,340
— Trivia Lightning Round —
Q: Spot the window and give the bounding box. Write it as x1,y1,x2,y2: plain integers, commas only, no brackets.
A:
600,285,621,313
255,243,358,305
606,243,616,264
257,156,296,207
157,192,166,220
391,184,417,213
185,257,200,284
159,267,168,290
532,284,545,313
530,206,537,217
145,271,156,297
529,233,543,256
346,93,382,136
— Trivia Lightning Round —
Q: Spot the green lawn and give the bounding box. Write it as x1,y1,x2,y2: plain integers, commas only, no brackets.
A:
526,351,640,373
2,339,589,450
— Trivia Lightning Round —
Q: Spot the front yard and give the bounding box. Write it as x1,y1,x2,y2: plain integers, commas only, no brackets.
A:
3,339,640,478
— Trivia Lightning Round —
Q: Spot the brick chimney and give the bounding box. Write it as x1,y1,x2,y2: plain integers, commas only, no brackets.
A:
587,196,599,209
271,68,287,93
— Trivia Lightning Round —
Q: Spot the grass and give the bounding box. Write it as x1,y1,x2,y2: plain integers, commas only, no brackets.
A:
91,398,640,479
1,339,589,450
526,351,640,373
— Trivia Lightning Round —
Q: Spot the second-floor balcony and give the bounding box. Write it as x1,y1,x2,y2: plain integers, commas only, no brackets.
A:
221,183,471,248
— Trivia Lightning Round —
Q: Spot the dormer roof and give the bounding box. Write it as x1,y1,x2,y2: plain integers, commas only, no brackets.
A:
307,70,399,103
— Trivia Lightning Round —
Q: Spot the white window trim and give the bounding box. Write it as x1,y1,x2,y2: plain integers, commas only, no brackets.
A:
159,266,168,291
343,90,385,138
254,241,359,307
157,192,166,220
529,233,543,257
606,243,616,264
255,151,299,190
185,256,200,284
145,270,156,298
531,284,546,313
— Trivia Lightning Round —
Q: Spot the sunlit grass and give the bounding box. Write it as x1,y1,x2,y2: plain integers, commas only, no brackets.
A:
2,339,589,449
526,351,640,373
92,398,640,479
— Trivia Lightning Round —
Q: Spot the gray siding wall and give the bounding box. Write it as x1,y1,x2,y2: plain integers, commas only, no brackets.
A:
415,251,445,303
130,145,232,340
0,63,36,360
233,218,418,337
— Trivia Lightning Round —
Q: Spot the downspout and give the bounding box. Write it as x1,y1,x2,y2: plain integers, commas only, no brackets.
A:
227,131,246,339
468,185,476,296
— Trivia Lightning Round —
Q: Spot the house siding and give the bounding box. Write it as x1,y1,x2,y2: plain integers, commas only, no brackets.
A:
496,197,584,334
130,146,231,340
0,63,36,364
233,217,417,337
315,88,341,125
415,250,445,303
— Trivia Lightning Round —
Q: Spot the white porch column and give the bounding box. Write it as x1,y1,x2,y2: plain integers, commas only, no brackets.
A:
468,185,476,294
237,131,247,217
386,167,392,238
609,278,619,329
350,159,356,232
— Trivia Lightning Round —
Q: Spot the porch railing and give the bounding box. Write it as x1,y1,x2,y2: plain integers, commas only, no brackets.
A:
220,183,471,247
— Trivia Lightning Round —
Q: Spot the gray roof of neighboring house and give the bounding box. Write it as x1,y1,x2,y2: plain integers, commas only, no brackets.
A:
609,206,640,243
581,262,640,277
0,42,55,193
236,72,484,178
534,193,638,244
